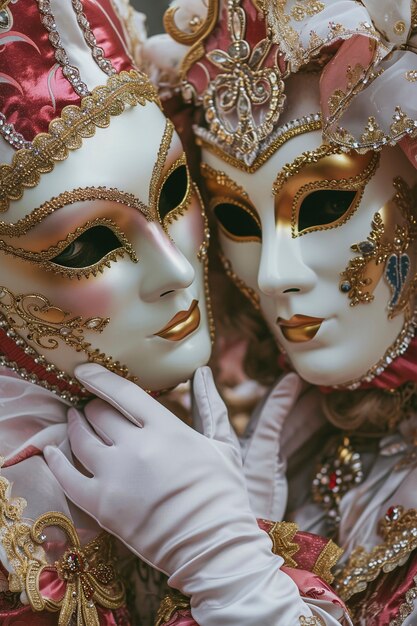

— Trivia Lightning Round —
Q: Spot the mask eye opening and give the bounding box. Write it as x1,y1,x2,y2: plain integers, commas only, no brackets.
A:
212,198,262,243
157,158,191,226
295,188,361,236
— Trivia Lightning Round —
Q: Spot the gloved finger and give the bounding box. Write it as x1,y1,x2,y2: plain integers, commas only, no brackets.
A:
243,372,303,466
43,445,94,510
67,407,109,474
192,367,237,448
83,399,118,445
83,397,144,444
74,363,150,427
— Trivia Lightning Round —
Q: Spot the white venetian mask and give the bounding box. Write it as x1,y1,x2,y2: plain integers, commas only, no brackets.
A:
202,76,417,387
0,102,212,391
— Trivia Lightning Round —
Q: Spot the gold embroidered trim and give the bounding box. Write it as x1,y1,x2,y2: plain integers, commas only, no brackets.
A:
0,466,124,623
330,107,417,153
268,521,299,568
196,116,322,173
0,467,47,595
155,589,190,626
0,186,152,238
299,617,325,626
312,538,344,586
0,217,138,279
29,512,125,623
164,0,219,49
0,70,160,212
334,507,417,601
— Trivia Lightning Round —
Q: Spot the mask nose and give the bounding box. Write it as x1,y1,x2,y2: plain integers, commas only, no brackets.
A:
257,226,316,297
139,223,195,302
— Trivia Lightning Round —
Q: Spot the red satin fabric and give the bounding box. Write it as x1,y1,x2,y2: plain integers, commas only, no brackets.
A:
348,550,417,625
81,0,134,73
0,0,134,141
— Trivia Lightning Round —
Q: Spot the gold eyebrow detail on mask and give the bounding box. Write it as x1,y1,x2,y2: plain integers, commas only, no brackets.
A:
273,144,341,195
148,118,175,214
0,217,138,279
201,163,249,199
0,187,151,238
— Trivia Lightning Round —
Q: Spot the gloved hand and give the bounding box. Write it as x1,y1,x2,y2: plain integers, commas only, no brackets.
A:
44,363,316,625
192,371,304,521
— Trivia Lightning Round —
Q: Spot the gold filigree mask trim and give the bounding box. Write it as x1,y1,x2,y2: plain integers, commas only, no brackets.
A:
0,70,160,212
0,217,138,280
0,286,132,380
340,178,417,313
0,186,152,238
0,312,89,405
149,118,175,214
201,162,249,199
0,286,109,351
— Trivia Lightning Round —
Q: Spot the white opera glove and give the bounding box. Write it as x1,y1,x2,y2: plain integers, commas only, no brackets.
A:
241,373,304,521
45,363,316,626
193,370,304,521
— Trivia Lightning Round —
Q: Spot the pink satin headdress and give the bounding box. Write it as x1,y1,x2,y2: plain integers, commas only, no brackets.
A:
162,0,417,170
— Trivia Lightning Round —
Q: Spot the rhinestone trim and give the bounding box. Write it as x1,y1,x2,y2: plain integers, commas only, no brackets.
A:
0,114,32,151
336,314,417,390
71,0,117,77
37,0,90,97
0,312,89,405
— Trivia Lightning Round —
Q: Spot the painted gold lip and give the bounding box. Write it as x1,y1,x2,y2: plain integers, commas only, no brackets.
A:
155,300,200,341
277,314,325,343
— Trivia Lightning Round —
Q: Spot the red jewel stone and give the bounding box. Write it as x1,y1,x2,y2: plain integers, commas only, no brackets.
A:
385,505,400,521
328,472,338,490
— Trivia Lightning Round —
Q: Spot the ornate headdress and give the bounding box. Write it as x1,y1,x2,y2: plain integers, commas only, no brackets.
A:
0,0,159,403
160,0,417,169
